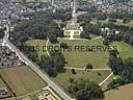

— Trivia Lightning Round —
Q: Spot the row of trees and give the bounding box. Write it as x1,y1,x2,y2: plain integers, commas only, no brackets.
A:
105,48,133,89
81,24,101,39
78,7,133,22
108,49,133,83
0,29,4,39
104,22,133,32
102,22,133,46
104,32,133,46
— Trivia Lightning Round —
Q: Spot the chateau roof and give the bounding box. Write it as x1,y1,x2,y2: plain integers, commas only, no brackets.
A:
65,22,80,30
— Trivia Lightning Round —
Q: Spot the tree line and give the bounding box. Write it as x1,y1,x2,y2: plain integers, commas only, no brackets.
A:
10,9,72,45
107,49,133,89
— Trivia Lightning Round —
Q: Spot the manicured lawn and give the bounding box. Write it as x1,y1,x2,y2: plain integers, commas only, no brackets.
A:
51,69,111,92
59,38,109,69
0,66,47,96
111,41,133,59
25,38,133,97
26,38,110,69
26,39,48,58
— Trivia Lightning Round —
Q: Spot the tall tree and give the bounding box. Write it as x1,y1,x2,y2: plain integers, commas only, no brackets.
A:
68,79,104,100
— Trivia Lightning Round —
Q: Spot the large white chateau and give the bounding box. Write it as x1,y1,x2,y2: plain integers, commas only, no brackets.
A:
63,0,83,40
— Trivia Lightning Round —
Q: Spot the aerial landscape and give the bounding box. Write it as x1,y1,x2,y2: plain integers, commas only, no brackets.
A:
0,0,133,100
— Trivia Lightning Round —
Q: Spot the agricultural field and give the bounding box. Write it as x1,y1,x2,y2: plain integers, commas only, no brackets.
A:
104,83,133,100
0,78,5,87
0,66,47,96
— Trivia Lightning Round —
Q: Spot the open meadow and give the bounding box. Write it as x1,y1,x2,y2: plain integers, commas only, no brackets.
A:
0,66,47,96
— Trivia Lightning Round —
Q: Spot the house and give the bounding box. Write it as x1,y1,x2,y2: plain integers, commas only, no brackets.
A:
63,18,83,39
63,0,83,40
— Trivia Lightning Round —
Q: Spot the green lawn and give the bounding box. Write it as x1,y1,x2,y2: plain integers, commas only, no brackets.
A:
51,69,111,93
111,41,133,59
26,39,48,58
25,38,133,97
59,38,109,69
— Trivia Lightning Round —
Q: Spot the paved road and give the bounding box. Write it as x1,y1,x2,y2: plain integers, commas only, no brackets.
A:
4,24,72,100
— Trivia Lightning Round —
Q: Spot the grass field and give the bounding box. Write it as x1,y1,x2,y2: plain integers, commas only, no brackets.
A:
51,69,111,93
91,19,133,27
26,39,48,58
27,38,109,69
111,41,133,59
104,83,133,100
26,38,133,98
26,38,133,71
58,38,109,69
0,66,47,96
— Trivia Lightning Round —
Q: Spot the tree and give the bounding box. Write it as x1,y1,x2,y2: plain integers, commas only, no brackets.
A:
60,42,68,49
109,49,119,57
109,19,117,23
39,55,57,76
11,10,64,45
51,52,65,72
108,56,133,83
71,69,76,74
68,79,104,100
123,18,131,23
80,31,90,39
39,52,65,77
54,9,72,21
0,29,4,39
86,64,93,69
49,34,58,43
103,37,110,46
108,77,127,89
